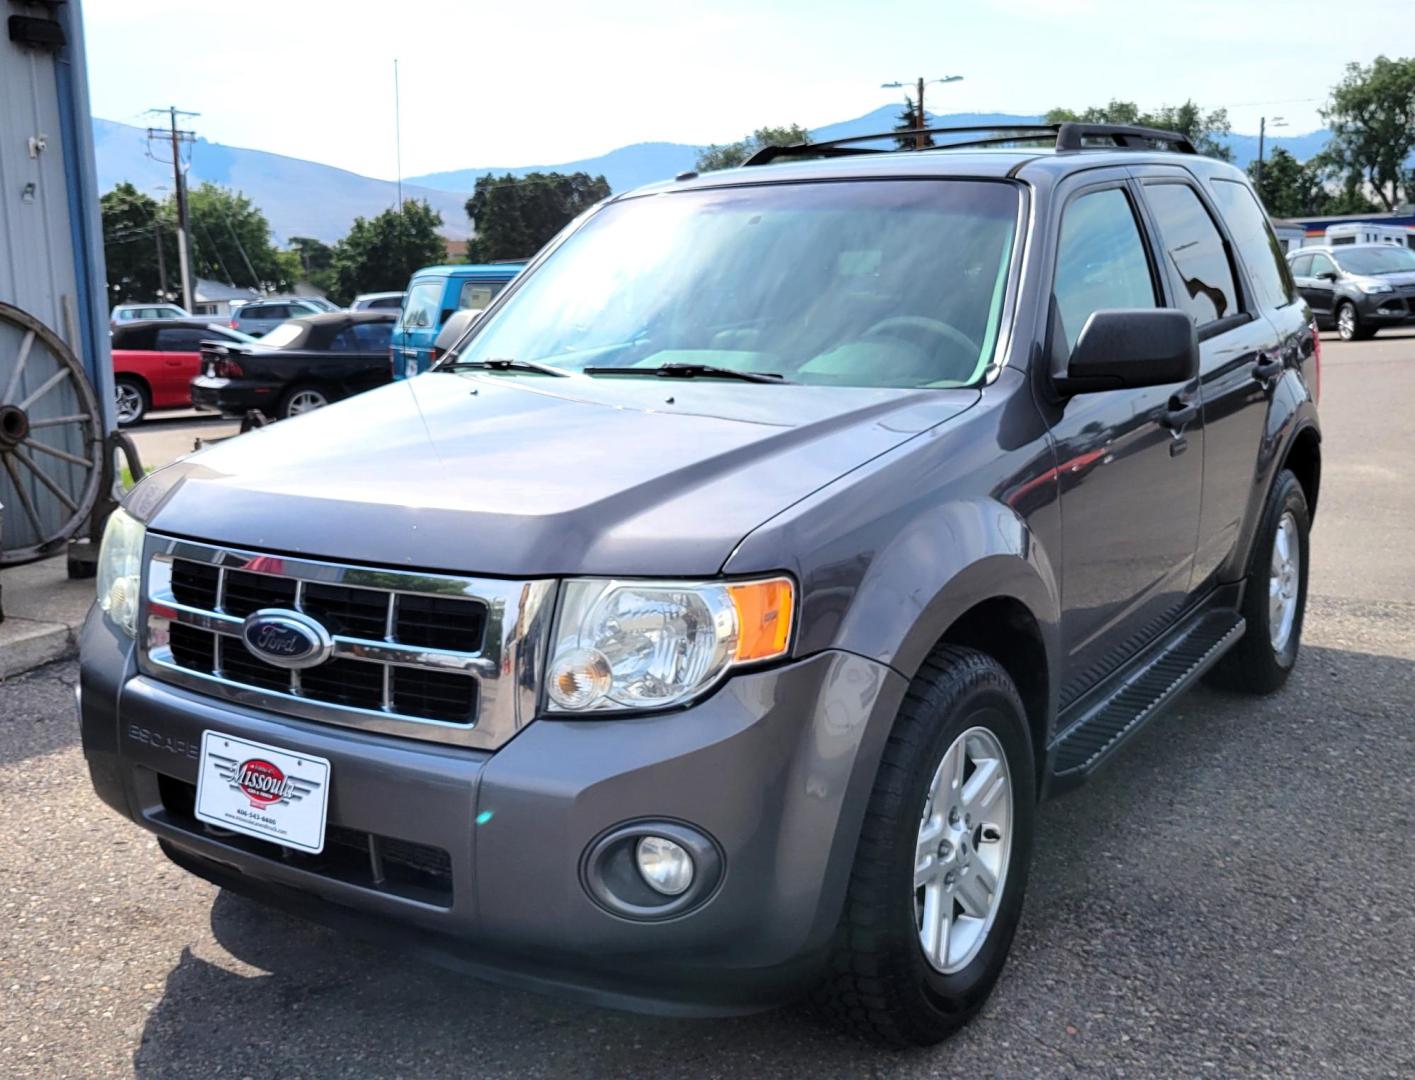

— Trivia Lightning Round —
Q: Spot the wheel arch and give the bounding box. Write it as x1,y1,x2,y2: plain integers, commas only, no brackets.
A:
1282,423,1321,519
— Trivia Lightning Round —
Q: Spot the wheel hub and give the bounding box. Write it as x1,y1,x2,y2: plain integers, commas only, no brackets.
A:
1269,511,1301,651
0,404,27,449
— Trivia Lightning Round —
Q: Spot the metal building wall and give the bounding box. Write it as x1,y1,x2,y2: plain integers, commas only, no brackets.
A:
1,1,112,556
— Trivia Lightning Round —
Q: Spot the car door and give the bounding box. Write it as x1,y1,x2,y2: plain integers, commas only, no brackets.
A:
1286,253,1317,315
152,326,215,407
1042,175,1205,707
393,278,445,377
1131,170,1285,592
1303,252,1339,320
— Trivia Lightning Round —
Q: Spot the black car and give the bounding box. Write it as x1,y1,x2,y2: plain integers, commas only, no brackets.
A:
190,311,396,420
1286,243,1415,340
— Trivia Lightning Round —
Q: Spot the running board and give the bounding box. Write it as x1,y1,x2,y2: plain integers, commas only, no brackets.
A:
1048,609,1245,788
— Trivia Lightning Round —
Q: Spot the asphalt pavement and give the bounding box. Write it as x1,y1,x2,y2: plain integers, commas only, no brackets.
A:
2,331,1413,1077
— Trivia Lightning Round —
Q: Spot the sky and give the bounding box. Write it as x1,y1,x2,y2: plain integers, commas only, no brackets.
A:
81,0,1407,181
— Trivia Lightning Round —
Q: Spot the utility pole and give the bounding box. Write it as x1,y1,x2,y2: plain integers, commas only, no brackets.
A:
881,76,964,150
916,77,926,149
393,59,403,213
152,219,167,299
146,106,198,311
1255,115,1286,191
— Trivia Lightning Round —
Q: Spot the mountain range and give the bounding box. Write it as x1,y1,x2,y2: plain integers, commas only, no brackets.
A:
94,106,1334,245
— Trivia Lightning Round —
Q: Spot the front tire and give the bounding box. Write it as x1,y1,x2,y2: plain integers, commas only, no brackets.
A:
1335,301,1374,341
816,646,1035,1046
1208,469,1310,694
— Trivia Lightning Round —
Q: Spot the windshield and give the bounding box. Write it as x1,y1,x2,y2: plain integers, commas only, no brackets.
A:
453,180,1020,388
1334,246,1415,275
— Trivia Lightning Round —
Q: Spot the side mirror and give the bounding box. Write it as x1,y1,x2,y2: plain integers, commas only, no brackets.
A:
1055,309,1197,395
431,308,485,356
1317,270,1339,282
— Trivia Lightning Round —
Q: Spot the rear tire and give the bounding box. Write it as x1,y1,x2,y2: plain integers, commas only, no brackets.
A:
277,384,331,420
1208,469,1310,694
816,646,1035,1047
114,377,148,426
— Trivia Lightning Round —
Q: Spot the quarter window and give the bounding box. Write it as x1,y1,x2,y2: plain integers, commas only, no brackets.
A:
1053,187,1158,354
155,327,209,352
1142,182,1240,327
1209,179,1297,309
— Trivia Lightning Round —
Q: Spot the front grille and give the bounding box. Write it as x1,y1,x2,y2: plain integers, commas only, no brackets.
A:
156,774,453,906
140,536,556,750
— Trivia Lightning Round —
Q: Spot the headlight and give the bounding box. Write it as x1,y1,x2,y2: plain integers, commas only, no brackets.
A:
96,507,145,637
545,577,794,713
1359,282,1393,294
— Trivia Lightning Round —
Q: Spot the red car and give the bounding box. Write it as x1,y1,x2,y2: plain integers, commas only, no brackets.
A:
111,319,257,425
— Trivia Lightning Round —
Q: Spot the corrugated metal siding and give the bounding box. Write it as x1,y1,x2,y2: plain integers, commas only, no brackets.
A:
1,27,93,553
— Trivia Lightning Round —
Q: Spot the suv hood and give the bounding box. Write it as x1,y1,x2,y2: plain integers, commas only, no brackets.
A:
133,372,978,577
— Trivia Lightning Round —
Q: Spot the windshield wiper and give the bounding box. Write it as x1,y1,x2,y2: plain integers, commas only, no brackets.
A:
439,357,572,377
583,362,789,384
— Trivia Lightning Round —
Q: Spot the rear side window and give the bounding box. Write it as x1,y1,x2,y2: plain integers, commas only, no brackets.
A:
1053,187,1157,353
401,280,443,328
458,280,507,310
1209,179,1297,309
1142,182,1240,327
155,327,209,352
369,295,403,310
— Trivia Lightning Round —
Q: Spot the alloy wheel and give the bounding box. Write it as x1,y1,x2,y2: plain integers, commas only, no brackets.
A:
114,384,142,425
913,725,1013,974
285,389,328,416
1269,510,1300,652
1337,305,1356,341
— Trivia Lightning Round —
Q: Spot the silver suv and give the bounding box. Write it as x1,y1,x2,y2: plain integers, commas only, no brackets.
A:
229,298,328,336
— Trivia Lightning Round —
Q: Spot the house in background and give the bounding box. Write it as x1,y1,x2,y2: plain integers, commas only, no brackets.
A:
191,278,261,318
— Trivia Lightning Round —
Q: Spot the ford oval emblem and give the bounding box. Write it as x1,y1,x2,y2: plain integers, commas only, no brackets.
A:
240,609,333,670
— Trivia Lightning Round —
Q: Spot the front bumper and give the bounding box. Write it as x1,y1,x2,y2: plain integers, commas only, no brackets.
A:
1356,293,1415,325
79,607,906,1014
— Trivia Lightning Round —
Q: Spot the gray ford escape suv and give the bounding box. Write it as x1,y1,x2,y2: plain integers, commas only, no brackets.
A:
81,123,1321,1047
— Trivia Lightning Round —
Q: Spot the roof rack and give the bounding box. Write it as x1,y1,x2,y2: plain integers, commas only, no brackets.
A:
741,122,1196,166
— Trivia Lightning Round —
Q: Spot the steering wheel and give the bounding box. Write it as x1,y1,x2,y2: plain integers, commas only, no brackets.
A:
860,316,981,368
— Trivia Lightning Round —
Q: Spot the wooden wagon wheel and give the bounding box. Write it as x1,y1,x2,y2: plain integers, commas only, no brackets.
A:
0,301,104,566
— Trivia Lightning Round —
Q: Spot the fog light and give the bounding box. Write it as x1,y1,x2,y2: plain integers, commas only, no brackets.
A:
635,835,694,896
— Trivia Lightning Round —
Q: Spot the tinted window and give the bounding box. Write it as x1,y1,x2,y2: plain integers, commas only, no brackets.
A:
368,295,403,310
1209,179,1296,309
1288,253,1313,277
111,325,151,349
328,327,360,351
458,280,507,310
353,321,392,350
155,327,210,352
1143,182,1239,327
401,281,443,328
1308,253,1337,277
1053,187,1157,353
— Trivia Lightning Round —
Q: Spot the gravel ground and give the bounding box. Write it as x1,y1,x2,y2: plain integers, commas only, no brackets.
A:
2,332,1412,1077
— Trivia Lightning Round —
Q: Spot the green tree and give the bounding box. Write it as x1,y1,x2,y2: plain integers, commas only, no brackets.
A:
893,98,934,150
1248,147,1377,217
100,182,171,304
181,182,290,292
287,235,338,296
1045,99,1233,160
332,200,447,303
695,124,811,172
464,172,611,262
1320,55,1415,211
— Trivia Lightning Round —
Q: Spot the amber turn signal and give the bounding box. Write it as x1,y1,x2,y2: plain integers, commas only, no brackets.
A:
727,577,795,662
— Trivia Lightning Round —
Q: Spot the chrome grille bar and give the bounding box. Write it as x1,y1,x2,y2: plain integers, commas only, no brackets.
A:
139,535,557,750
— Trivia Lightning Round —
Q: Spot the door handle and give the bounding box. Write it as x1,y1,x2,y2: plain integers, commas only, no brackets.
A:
1253,354,1284,382
1161,396,1199,430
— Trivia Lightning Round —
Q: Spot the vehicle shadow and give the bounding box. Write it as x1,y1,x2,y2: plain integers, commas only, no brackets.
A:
130,644,1415,1077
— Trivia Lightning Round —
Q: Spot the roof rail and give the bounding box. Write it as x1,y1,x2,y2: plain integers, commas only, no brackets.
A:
741,122,1196,166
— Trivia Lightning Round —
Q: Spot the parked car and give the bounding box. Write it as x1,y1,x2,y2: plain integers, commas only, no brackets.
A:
190,310,396,420
1287,243,1415,340
83,123,1321,1047
288,295,341,313
228,298,330,336
110,319,256,425
350,291,405,312
110,302,189,327
390,263,523,378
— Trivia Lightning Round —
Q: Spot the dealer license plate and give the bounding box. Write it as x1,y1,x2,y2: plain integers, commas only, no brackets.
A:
194,731,330,853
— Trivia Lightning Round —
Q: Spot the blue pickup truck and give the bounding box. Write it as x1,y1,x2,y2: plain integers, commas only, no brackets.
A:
390,263,524,378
